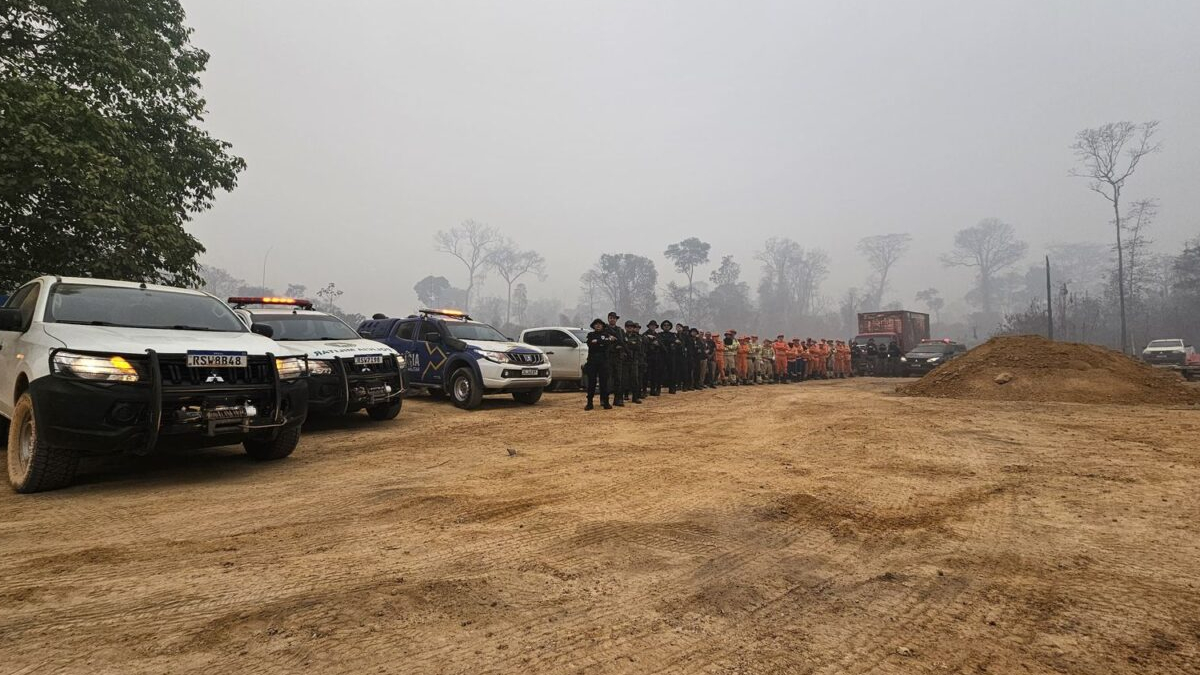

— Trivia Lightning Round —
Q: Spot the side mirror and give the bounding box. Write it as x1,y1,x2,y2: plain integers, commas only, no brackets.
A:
250,323,274,338
0,307,23,332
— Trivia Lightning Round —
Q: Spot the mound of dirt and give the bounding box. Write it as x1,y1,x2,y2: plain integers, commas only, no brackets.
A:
900,335,1200,405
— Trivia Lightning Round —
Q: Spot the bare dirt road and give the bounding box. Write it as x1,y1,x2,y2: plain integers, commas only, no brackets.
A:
2,379,1198,674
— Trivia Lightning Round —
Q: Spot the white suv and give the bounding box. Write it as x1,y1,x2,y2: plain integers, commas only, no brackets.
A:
230,297,405,420
0,277,309,493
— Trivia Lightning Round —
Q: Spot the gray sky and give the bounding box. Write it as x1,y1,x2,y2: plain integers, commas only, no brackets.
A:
184,0,1200,319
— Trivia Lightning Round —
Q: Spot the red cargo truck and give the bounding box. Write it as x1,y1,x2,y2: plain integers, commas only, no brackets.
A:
855,311,931,353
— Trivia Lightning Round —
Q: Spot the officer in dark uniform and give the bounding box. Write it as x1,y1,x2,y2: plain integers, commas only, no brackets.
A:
688,327,704,390
676,323,691,391
605,311,627,406
886,340,902,377
659,320,679,394
622,320,644,404
643,320,663,396
583,318,611,410
865,338,879,376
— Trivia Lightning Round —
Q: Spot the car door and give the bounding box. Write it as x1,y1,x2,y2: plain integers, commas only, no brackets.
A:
543,330,582,379
0,282,40,417
413,319,450,386
522,331,559,378
388,319,421,381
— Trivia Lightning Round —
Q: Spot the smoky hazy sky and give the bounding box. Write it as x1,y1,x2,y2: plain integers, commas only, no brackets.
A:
183,0,1200,319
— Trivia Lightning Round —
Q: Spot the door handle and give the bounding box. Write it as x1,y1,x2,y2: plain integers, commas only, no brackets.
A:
545,351,554,355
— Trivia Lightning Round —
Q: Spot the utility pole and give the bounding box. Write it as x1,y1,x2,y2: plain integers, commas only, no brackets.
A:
1045,255,1054,340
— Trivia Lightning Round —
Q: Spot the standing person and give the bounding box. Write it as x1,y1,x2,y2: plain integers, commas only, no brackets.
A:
748,336,761,384
723,330,739,385
865,338,879,376
737,336,750,384
659,320,679,394
760,337,775,383
887,340,902,377
773,335,789,383
712,332,725,386
623,320,644,404
583,318,612,410
689,328,704,390
605,311,627,406
643,320,663,396
676,323,691,391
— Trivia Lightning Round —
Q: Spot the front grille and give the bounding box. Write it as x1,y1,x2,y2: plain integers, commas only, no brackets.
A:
157,355,274,387
508,352,544,365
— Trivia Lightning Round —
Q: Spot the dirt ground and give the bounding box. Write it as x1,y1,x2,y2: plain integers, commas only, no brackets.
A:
2,379,1199,674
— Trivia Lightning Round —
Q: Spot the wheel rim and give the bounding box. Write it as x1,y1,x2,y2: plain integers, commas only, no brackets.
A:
453,376,470,401
15,415,34,476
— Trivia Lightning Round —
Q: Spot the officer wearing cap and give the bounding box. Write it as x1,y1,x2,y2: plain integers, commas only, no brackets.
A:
605,311,626,406
583,318,612,410
659,319,680,394
642,320,662,397
622,320,644,404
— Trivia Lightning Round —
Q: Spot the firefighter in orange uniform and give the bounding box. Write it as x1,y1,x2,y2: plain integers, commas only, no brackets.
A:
737,336,750,384
772,334,789,382
712,332,725,385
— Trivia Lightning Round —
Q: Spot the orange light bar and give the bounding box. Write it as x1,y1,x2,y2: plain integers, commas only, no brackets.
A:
228,296,314,309
420,308,471,319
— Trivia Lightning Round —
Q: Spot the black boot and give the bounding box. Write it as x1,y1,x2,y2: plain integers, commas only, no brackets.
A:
602,400,612,410
585,401,594,411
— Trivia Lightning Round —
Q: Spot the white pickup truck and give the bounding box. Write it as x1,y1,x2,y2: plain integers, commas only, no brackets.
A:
0,276,309,493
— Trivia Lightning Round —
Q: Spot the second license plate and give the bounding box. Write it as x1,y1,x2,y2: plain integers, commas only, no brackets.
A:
521,368,538,376
187,351,247,368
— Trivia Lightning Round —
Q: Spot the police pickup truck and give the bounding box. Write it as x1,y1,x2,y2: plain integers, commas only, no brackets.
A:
230,297,404,420
0,277,309,493
358,309,549,409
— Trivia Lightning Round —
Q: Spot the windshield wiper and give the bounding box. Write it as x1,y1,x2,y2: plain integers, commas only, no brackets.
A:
156,325,218,331
55,319,126,327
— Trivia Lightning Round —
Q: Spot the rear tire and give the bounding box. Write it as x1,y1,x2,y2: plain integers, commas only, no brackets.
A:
243,426,301,460
450,368,484,410
512,388,543,405
366,398,402,421
7,393,78,493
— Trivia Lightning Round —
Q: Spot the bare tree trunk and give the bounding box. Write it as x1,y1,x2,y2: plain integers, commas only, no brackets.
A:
1113,197,1128,353
505,283,512,326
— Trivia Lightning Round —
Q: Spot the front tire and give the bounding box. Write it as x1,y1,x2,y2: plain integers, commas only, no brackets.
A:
243,426,301,460
366,398,402,421
7,393,78,493
512,388,543,405
449,368,484,410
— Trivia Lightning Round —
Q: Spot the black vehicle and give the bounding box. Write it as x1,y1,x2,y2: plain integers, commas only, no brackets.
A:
902,340,967,376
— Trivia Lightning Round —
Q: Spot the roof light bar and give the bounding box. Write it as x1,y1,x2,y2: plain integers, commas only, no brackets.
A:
419,308,471,320
228,296,314,309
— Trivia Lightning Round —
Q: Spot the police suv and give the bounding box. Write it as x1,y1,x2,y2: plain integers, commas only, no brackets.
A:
358,309,550,410
230,297,404,420
0,277,309,493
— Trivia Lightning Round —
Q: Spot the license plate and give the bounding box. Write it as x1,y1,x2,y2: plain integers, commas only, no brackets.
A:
355,354,384,365
521,368,538,376
187,351,247,368
204,405,249,420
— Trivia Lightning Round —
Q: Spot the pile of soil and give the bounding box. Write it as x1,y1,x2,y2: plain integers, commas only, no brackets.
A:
900,335,1200,405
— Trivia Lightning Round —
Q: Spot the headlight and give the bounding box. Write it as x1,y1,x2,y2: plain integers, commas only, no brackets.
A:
477,349,511,364
52,352,143,382
275,357,307,380
900,357,907,362
394,353,406,369
308,359,334,376
927,356,941,363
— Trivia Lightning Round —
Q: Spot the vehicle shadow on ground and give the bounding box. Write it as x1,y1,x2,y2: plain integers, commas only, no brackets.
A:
68,446,273,492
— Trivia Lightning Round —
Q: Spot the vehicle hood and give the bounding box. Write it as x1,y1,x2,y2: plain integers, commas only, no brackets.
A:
41,323,282,356
462,339,543,354
274,339,397,360
904,352,944,359
1143,346,1184,353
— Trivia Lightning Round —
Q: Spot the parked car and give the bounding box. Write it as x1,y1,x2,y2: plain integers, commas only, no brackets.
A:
518,326,589,388
1141,339,1195,367
230,297,405,420
901,339,967,376
0,277,309,493
357,309,550,409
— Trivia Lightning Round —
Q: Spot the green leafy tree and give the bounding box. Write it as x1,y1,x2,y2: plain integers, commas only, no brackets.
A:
0,1,245,290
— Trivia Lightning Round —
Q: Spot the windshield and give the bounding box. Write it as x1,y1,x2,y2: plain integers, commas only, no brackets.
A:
253,313,358,340
910,344,950,354
47,284,246,332
446,322,509,342
1147,340,1183,349
570,330,588,343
